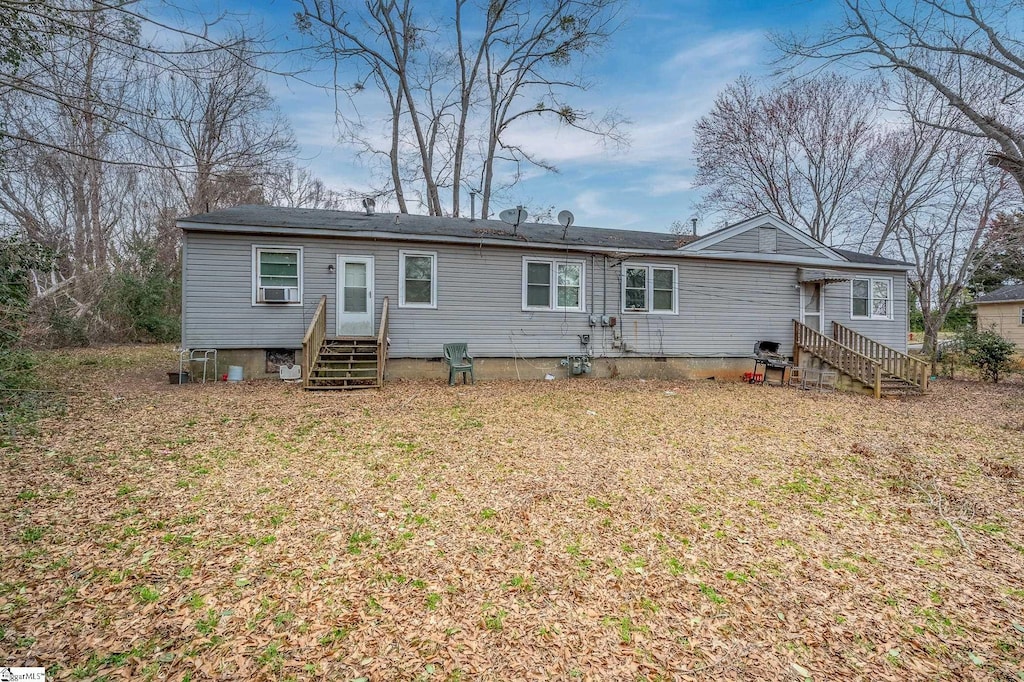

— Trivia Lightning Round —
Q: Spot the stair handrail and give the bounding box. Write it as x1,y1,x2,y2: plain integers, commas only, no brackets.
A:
793,320,883,398
832,322,929,392
376,296,390,388
302,295,328,389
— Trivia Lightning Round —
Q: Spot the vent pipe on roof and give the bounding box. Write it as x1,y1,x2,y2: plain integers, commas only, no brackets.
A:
691,217,697,235
470,191,477,222
362,197,376,216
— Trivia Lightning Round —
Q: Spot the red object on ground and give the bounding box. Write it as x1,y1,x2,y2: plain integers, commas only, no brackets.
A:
221,374,228,382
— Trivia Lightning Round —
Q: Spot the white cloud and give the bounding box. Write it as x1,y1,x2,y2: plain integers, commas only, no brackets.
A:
274,22,769,219
572,188,645,227
662,30,764,75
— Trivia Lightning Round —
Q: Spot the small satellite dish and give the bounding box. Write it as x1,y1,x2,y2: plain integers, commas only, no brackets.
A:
499,206,528,233
558,210,575,238
361,197,376,215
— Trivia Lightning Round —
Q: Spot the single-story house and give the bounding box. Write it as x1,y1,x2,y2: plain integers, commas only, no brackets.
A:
178,206,925,395
974,284,1024,352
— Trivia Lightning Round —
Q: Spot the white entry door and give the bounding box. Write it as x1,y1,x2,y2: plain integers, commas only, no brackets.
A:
336,256,374,336
801,282,823,333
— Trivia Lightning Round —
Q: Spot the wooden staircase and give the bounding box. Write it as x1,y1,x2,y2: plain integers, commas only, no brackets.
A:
302,296,389,390
309,337,380,389
793,320,928,399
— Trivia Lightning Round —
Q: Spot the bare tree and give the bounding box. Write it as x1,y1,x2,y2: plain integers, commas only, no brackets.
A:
144,39,296,215
294,0,627,218
0,3,316,344
892,138,1010,358
970,210,1024,292
692,74,879,245
1,0,288,171
857,74,966,256
263,162,357,209
0,0,144,320
775,0,1024,196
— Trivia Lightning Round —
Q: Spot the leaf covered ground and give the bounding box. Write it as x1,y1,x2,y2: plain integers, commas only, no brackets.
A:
1,346,1023,681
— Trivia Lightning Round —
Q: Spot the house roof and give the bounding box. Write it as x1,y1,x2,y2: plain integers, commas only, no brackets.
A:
974,283,1024,304
178,205,909,267
832,249,908,266
179,205,694,252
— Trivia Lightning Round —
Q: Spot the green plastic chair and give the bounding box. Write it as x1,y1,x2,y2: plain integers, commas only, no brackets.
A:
443,343,474,385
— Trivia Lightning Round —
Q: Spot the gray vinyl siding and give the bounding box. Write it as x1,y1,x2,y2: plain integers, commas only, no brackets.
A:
182,231,908,358
714,229,823,258
183,232,602,357
777,232,824,258
612,258,799,357
825,274,908,352
713,230,760,253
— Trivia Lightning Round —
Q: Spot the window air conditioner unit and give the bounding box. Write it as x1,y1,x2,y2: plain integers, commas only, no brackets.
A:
259,286,299,303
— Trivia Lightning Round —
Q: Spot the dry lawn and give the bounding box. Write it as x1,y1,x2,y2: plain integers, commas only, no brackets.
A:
1,345,1023,681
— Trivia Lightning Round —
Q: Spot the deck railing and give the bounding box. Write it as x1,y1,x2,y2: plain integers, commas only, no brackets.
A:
376,296,390,388
302,295,328,389
793,320,883,398
832,322,929,392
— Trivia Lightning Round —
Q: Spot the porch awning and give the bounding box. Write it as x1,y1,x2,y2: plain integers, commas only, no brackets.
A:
798,268,851,284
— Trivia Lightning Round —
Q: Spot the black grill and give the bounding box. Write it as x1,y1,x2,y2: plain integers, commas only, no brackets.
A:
753,340,788,368
751,340,791,385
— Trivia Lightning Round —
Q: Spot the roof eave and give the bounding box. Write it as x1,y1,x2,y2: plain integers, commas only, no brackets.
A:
178,220,913,271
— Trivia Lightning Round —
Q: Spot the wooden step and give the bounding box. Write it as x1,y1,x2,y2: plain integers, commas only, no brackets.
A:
307,336,381,390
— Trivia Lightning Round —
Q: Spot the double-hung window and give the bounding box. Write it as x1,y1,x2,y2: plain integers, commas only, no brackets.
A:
399,250,437,308
622,264,677,314
522,258,585,311
253,246,302,304
851,277,892,319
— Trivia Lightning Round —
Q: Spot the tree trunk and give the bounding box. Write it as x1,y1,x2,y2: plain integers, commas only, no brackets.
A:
390,88,408,213
923,313,942,377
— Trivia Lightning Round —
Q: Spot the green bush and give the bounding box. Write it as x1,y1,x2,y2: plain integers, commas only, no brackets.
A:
103,248,181,343
0,238,61,436
46,303,90,348
942,303,975,332
956,328,1017,383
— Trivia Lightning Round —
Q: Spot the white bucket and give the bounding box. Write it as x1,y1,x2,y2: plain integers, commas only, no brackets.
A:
227,365,244,382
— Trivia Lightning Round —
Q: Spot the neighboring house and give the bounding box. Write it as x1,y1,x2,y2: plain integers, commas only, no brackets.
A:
178,207,923,395
974,284,1024,352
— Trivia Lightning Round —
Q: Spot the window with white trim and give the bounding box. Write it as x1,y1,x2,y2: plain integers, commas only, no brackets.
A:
622,264,677,314
522,258,585,311
851,277,892,319
253,246,302,304
1019,307,1024,325
399,250,437,308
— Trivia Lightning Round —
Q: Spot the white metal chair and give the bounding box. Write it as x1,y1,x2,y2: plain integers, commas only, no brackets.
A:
178,348,218,383
788,365,819,389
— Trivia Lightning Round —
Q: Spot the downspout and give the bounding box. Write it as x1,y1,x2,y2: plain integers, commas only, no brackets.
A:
590,254,595,317
180,232,187,348
602,255,608,316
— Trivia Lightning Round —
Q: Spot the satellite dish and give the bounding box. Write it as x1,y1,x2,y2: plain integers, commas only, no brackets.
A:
361,197,376,215
499,206,528,232
558,210,575,239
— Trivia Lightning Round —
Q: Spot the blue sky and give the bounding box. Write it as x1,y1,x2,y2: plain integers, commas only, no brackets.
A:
225,0,839,233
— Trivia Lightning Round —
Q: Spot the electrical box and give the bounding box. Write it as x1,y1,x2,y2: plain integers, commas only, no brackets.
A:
579,334,590,345
601,315,617,327
588,314,598,327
